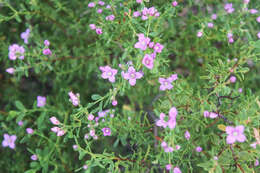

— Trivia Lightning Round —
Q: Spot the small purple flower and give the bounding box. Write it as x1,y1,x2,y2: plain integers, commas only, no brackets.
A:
238,88,243,93
249,9,258,14
185,130,190,140
99,65,118,83
98,1,105,6
175,145,181,150
112,100,118,106
257,16,260,23
88,114,95,121
26,128,34,134
121,66,143,86
226,125,246,144
73,145,78,150
230,76,236,83
88,2,95,8
197,31,203,37
50,116,60,125
43,48,52,55
44,40,50,46
158,75,177,91
153,43,164,53
172,1,178,7
57,129,65,136
18,121,23,126
209,112,218,119
173,167,182,173
6,67,15,74
134,33,150,51
106,5,111,9
244,0,250,4
21,28,30,44
257,32,260,39
51,127,60,133
106,15,115,21
31,154,38,161
8,44,25,60
83,165,88,170
211,14,217,20
2,134,16,149
89,24,96,30
37,96,46,107
203,111,209,118
166,164,172,170
89,129,95,137
228,37,234,43
196,146,202,152
136,0,142,3
96,28,102,35
142,54,154,69
224,3,234,14
255,159,259,167
68,91,80,106
102,127,111,136
97,9,103,14
207,22,214,28
156,113,168,128
133,11,141,17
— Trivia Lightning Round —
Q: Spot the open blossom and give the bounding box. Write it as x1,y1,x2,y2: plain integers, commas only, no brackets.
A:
209,112,218,119
105,15,115,21
68,91,80,106
207,22,214,28
99,65,118,83
172,1,178,7
88,114,95,121
96,28,102,34
51,127,65,136
122,66,143,86
185,130,190,140
156,113,168,128
44,40,50,46
133,11,141,17
18,121,23,126
31,154,38,161
8,44,25,60
142,54,154,69
26,128,34,134
211,14,217,20
173,167,182,173
88,2,95,8
158,74,177,91
43,48,52,55
224,3,234,13
6,67,15,74
197,31,203,37
89,24,96,30
230,76,236,83
37,96,46,107
21,28,30,44
2,134,16,149
102,127,111,136
196,146,202,152
156,107,177,129
226,125,246,144
153,43,164,53
161,141,174,152
50,116,60,125
134,33,150,51
98,1,105,6
97,9,103,14
166,164,172,170
249,9,258,14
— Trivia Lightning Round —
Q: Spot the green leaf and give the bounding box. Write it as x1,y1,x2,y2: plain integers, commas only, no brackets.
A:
15,100,26,111
91,94,101,100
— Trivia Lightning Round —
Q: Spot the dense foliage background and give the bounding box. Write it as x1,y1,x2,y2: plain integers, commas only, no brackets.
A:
0,0,259,172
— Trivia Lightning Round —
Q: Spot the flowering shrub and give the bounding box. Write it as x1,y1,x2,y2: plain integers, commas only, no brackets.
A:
0,0,260,172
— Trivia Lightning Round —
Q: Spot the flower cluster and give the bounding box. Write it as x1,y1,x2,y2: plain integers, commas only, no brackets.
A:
89,24,103,35
8,44,25,60
156,107,178,129
224,3,235,14
43,40,52,55
133,7,160,20
50,117,65,136
203,111,218,119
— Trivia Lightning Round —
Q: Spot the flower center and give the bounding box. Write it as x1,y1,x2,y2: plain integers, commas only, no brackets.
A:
233,132,238,136
163,81,168,86
107,71,112,76
130,73,136,79
145,59,150,65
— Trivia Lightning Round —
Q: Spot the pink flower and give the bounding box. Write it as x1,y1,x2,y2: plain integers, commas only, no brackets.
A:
31,154,38,160
185,130,190,140
175,145,181,150
50,117,60,125
134,33,150,51
136,0,142,4
6,67,15,74
26,128,34,134
97,9,103,14
228,37,234,43
230,76,236,83
99,65,118,83
226,125,246,144
244,0,250,4
68,91,80,106
173,167,182,173
257,16,260,23
211,14,217,20
156,113,168,128
43,48,52,55
2,134,16,149
158,75,177,91
224,3,234,14
153,43,164,53
133,11,141,17
238,88,243,93
89,24,96,30
102,127,111,136
8,44,25,60
257,32,260,39
204,111,209,118
112,100,118,106
88,2,95,8
51,127,60,133
106,15,115,21
197,31,203,37
83,165,88,170
18,121,23,126
142,54,154,69
96,28,102,35
37,96,46,107
88,114,95,121
156,107,177,129
57,129,65,136
172,1,178,7
255,159,259,167
166,164,172,170
98,1,105,6
209,112,218,119
249,9,258,14
121,66,143,86
44,40,50,46
196,146,202,152
20,28,30,44
207,22,214,28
